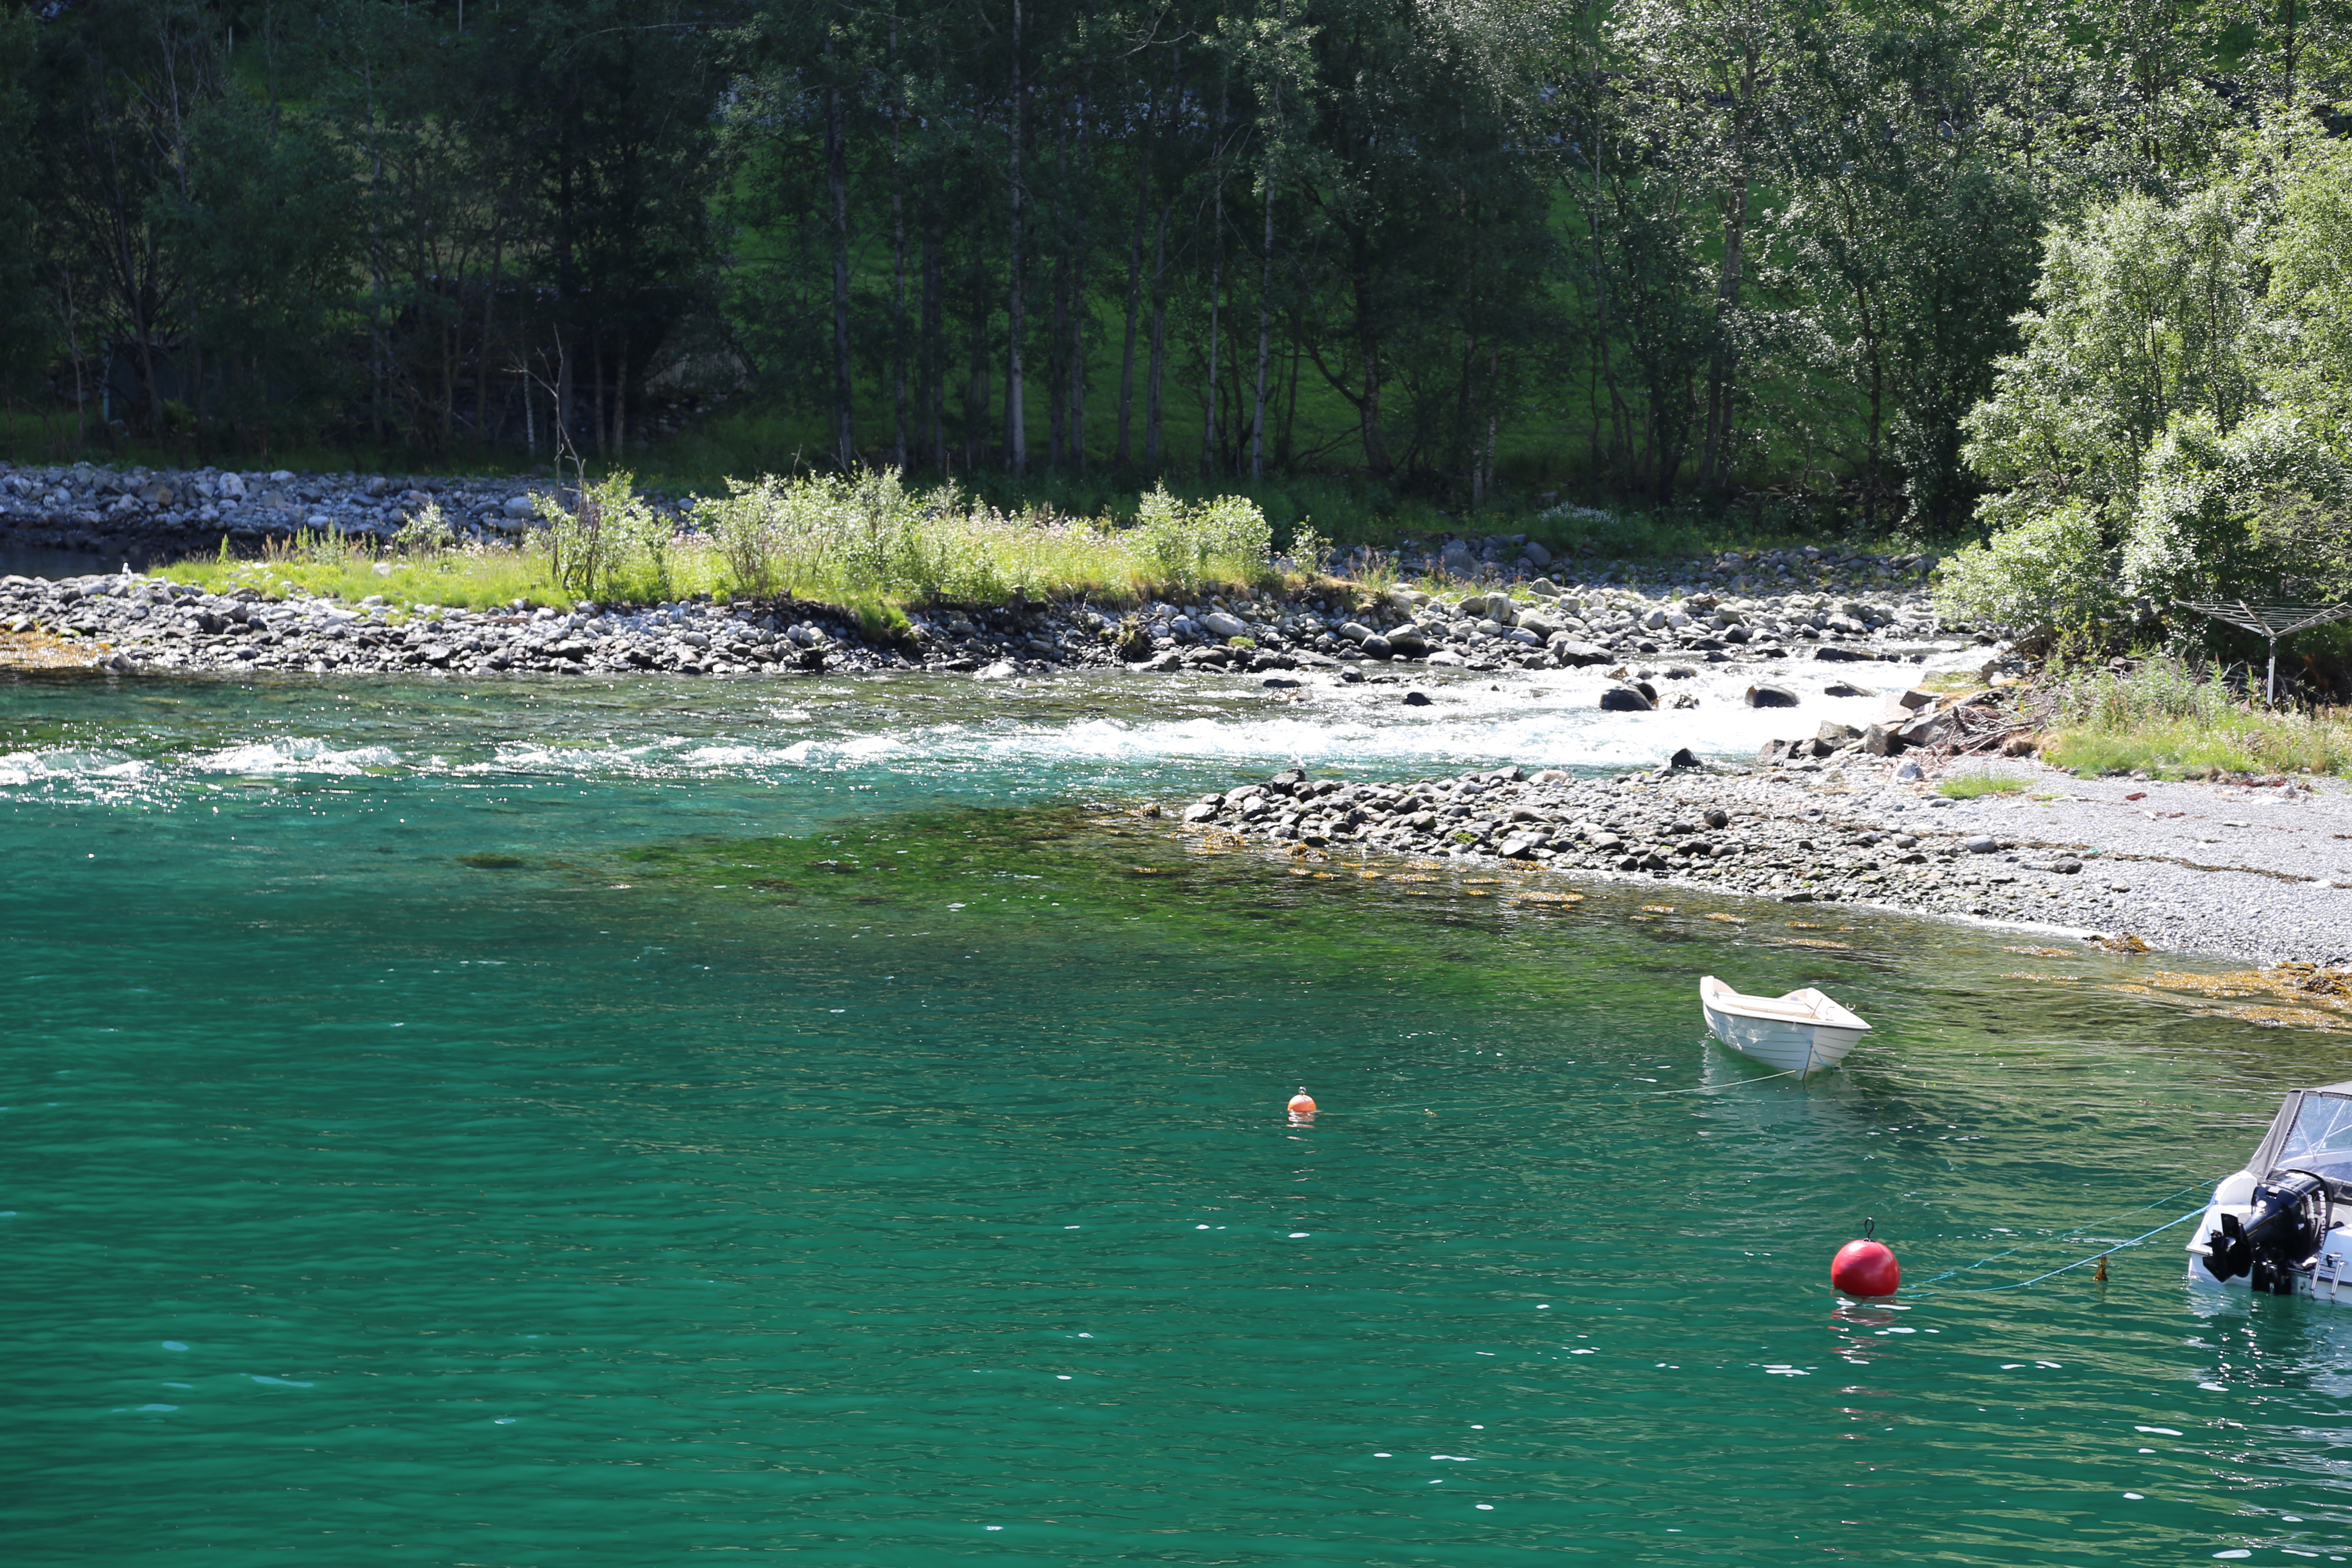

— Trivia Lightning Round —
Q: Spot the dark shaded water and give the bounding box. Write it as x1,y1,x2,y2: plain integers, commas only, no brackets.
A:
4,670,2346,1565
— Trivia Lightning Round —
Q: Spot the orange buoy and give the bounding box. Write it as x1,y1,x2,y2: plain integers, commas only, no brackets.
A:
1831,1219,1901,1298
1287,1088,1317,1116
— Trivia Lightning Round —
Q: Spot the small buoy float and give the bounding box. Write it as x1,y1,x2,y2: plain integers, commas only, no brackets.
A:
1287,1088,1317,1116
1831,1219,1901,1298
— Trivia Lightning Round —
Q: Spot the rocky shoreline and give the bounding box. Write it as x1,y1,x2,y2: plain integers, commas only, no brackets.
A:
1161,746,2352,969
16,459,2347,970
2,458,1979,680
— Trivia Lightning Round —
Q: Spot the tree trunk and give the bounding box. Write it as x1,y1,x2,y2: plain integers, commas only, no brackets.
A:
1354,264,1389,475
1203,67,1228,475
611,339,628,454
1280,338,1299,466
923,164,944,470
1067,76,1090,471
1048,103,1069,468
1697,39,1759,499
965,235,988,470
826,29,854,470
1696,171,1748,496
1116,55,1161,469
591,333,606,458
479,236,503,456
891,15,908,469
1249,0,1285,481
1004,0,1026,475
1145,203,1169,471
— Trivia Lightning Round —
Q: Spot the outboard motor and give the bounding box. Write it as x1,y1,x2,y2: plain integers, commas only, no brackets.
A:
2205,1170,2332,1293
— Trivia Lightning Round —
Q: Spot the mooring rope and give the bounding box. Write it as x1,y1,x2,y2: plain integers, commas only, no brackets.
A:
1901,1176,2225,1292
1902,1208,2211,1297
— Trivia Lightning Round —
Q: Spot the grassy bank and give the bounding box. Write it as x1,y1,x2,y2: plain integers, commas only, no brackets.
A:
152,472,1300,618
2036,656,2352,778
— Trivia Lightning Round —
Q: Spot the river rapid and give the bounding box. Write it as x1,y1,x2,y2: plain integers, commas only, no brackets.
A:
5,666,2349,1566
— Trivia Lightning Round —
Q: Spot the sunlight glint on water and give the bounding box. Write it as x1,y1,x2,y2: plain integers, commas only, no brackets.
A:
0,669,2343,1567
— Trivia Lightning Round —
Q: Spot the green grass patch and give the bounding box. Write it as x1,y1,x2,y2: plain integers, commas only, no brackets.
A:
160,539,572,612
2035,653,2352,778
150,471,1308,616
1937,773,2029,798
2042,718,2352,778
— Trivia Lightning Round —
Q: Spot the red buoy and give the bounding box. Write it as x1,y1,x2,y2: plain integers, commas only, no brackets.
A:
1831,1222,1901,1298
1287,1088,1317,1118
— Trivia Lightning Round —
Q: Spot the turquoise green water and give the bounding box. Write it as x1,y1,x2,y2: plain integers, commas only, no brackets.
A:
6,671,2351,1566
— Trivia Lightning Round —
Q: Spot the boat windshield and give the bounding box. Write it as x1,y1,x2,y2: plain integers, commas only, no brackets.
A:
2272,1093,2352,1182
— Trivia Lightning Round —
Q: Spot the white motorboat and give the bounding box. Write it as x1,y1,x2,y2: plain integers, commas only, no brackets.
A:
2189,1082,2352,1299
1698,975,1872,1074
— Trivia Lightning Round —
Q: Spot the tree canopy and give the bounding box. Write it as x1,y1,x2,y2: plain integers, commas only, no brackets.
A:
4,0,2349,549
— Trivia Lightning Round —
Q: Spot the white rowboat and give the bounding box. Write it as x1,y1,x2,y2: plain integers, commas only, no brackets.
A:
1698,975,1872,1074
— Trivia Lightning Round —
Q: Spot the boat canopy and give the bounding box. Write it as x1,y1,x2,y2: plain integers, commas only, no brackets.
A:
2246,1086,2352,1191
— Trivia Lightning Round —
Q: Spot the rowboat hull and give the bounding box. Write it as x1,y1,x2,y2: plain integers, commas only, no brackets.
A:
1699,976,1871,1074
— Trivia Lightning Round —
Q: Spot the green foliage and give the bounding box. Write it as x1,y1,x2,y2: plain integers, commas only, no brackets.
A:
537,470,676,603
1936,773,2027,798
1965,186,2265,529
2263,133,2352,443
9,0,2350,539
162,473,1289,615
1955,142,2352,647
1937,499,2121,640
158,91,360,436
2122,410,2352,604
2037,655,2352,777
1132,485,1272,593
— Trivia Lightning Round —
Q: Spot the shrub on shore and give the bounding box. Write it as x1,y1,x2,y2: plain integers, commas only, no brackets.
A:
156,471,1287,613
2035,654,2352,777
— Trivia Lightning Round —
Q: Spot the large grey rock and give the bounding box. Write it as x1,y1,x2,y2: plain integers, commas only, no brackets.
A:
1897,712,1951,747
1547,636,1612,665
1862,722,1902,756
1964,835,1998,854
1522,540,1553,567
1200,610,1250,639
502,495,537,520
1599,685,1654,712
1744,683,1799,707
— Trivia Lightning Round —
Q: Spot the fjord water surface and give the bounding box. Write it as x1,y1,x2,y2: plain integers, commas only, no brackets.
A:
4,669,2346,1566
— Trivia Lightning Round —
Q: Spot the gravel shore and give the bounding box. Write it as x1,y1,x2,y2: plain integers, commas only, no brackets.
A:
11,459,2341,968
1165,748,2352,969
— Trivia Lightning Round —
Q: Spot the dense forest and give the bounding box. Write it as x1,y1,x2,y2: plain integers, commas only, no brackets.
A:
0,0,2347,539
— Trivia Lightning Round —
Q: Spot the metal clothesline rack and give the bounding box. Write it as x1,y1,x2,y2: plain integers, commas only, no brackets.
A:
2178,599,2352,705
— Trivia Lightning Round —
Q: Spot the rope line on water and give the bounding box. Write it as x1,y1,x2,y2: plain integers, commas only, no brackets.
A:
1903,1208,2209,1298
1903,1176,2225,1290
1644,1065,1811,1095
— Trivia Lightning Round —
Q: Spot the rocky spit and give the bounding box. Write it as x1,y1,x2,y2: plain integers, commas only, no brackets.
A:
1162,748,2352,969
0,459,1970,680
0,565,1966,681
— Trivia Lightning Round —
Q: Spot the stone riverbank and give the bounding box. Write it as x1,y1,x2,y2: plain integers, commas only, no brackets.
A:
1162,751,2352,969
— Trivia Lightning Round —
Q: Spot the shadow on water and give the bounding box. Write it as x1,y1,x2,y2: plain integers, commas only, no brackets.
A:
0,545,169,579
